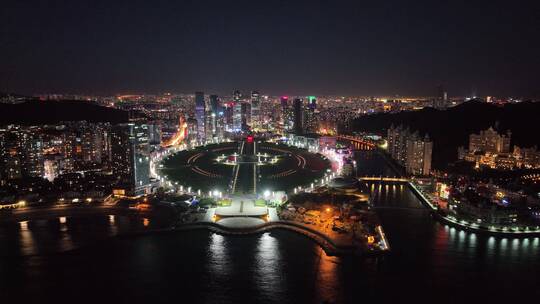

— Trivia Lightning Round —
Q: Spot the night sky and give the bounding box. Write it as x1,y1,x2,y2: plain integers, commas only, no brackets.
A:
1,1,539,97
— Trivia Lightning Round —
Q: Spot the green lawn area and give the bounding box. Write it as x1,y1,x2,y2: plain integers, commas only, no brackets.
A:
254,199,267,207
217,199,232,207
159,144,238,192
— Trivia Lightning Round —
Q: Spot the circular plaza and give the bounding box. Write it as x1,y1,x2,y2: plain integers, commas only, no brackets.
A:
157,140,331,195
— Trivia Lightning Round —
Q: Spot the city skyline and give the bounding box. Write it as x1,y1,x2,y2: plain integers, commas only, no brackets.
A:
2,1,540,97
2,2,540,303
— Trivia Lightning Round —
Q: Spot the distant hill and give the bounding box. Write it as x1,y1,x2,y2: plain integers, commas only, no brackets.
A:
0,100,129,125
352,101,540,169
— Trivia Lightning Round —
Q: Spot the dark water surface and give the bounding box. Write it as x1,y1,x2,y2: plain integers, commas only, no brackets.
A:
1,151,539,303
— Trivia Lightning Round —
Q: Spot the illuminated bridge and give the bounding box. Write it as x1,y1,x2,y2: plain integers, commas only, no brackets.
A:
337,135,376,150
359,176,409,182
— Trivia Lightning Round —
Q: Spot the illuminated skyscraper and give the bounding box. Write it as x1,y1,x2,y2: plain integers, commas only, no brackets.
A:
208,95,220,139
305,96,318,133
241,102,251,131
210,95,219,114
111,121,150,196
233,102,242,132
293,98,304,135
307,96,317,111
195,92,206,142
223,102,234,132
250,91,260,129
281,96,292,131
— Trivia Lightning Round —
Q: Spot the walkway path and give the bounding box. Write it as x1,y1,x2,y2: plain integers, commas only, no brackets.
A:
231,140,257,195
215,198,267,217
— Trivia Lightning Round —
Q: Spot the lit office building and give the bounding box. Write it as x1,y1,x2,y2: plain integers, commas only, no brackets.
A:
233,102,243,132
223,102,234,132
293,98,304,135
304,96,318,133
241,102,251,131
195,92,206,142
250,91,260,130
111,121,150,196
208,94,224,140
281,96,292,132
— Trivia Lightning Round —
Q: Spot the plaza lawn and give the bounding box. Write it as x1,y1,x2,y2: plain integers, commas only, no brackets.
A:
159,142,238,192
217,199,232,207
254,199,267,207
257,143,331,192
159,141,331,194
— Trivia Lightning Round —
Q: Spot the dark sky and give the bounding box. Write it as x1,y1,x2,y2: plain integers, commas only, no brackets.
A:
1,0,539,97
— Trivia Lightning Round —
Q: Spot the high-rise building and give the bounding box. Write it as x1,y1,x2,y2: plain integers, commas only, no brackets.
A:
0,128,45,181
304,96,318,133
147,123,161,146
280,96,292,131
307,96,317,111
208,95,221,140
387,125,432,176
241,102,251,131
233,102,242,132
111,121,150,196
223,102,234,132
186,117,198,143
195,92,206,142
0,131,22,181
209,94,220,114
81,125,104,164
20,131,44,178
293,98,304,135
405,134,433,175
250,91,260,129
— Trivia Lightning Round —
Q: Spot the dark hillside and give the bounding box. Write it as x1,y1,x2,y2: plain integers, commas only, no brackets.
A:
0,100,129,125
352,101,540,168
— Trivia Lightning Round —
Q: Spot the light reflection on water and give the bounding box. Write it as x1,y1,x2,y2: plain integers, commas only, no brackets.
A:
19,220,35,256
314,249,340,304
254,233,285,300
0,214,157,256
207,233,231,278
109,215,118,235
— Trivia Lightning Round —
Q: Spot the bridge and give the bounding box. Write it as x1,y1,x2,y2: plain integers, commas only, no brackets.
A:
337,135,377,150
359,176,409,182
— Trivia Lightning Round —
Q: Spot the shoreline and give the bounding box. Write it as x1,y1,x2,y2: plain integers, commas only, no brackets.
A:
364,147,540,237
407,181,540,237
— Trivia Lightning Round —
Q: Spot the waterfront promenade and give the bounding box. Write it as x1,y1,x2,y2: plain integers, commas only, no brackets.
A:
361,174,540,236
